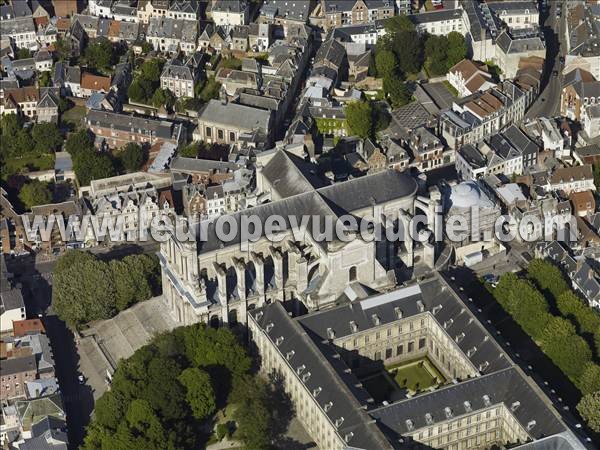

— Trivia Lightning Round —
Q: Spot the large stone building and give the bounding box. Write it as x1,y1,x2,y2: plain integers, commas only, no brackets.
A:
248,274,586,450
316,0,395,30
195,100,274,148
158,150,432,327
84,110,185,149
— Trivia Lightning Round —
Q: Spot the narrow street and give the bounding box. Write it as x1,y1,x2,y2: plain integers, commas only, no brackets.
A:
5,242,159,448
525,0,566,120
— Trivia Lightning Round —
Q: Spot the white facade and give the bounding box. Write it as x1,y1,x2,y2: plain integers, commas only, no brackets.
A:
1,18,38,51
212,9,248,27
412,9,468,37
582,105,600,140
88,0,113,18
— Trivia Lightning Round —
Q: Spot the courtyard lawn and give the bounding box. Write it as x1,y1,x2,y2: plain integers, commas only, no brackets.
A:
61,105,87,129
387,358,445,393
2,153,55,180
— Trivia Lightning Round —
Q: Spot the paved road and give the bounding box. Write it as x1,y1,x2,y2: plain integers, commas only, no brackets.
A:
525,1,566,120
15,268,94,449
5,242,159,449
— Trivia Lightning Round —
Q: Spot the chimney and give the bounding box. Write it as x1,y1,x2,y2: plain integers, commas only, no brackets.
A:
327,327,335,339
371,314,380,326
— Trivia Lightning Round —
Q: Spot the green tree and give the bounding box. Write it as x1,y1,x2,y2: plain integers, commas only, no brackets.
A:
119,143,145,173
65,129,94,157
593,164,600,190
375,49,397,79
110,254,160,311
383,76,411,108
345,100,373,139
446,32,467,68
199,77,221,102
184,325,252,377
179,142,200,158
113,400,168,450
1,113,21,137
53,250,117,327
73,149,116,186
38,71,51,87
16,47,32,59
424,34,449,76
578,363,600,395
55,37,72,62
32,122,63,153
84,37,115,72
232,376,273,450
141,41,154,54
385,15,415,34
557,290,600,334
544,330,592,381
18,179,52,209
577,391,600,432
151,88,176,109
127,79,146,103
178,368,216,420
392,30,423,74
527,258,570,300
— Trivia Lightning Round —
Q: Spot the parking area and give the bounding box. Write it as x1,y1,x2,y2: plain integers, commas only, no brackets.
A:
77,296,177,399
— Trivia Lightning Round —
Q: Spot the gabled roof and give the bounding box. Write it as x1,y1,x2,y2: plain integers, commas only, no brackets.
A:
81,72,111,92
261,150,329,198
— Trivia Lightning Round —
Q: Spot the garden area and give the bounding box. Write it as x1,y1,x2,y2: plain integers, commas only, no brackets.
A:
81,323,293,450
387,357,445,393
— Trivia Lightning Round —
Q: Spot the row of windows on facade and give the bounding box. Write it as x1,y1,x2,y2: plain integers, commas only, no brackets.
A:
205,127,237,141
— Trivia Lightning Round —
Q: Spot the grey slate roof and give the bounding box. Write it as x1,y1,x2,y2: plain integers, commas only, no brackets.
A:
503,124,538,155
161,59,194,81
198,100,272,133
261,150,330,199
496,30,545,54
86,110,182,141
249,301,394,450
370,366,566,440
213,0,245,13
409,8,464,25
260,0,312,21
170,156,239,174
299,277,511,375
317,168,417,214
1,288,24,314
0,355,36,376
315,38,346,69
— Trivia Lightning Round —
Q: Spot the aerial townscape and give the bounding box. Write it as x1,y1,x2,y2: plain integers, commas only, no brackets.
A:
1,0,600,449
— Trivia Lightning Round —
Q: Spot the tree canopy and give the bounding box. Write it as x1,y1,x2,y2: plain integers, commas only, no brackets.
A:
345,100,374,139
118,143,145,173
32,123,64,153
18,179,52,209
492,262,600,425
84,38,116,73
82,324,288,450
577,391,600,433
128,58,165,105
53,251,160,327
